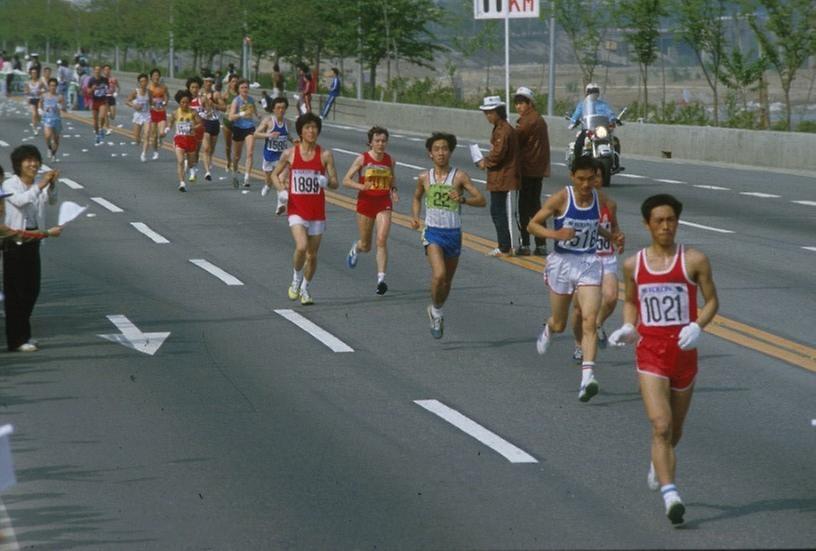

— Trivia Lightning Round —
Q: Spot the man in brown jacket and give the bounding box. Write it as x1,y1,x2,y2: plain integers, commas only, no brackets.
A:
477,95,520,256
513,86,550,256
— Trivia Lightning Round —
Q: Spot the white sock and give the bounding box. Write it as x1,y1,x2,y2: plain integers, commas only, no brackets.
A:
292,269,303,287
244,173,249,182
300,278,311,292
581,362,595,385
661,484,680,506
377,272,385,283
431,305,443,318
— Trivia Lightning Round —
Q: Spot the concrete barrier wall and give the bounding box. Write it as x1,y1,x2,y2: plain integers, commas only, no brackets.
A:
324,96,816,173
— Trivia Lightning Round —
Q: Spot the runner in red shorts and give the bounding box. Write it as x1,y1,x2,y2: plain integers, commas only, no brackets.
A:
608,193,719,527
342,126,398,295
147,68,169,160
166,90,202,192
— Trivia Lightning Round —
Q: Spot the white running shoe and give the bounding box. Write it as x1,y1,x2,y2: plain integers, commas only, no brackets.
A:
347,242,358,268
105,128,112,135
578,376,599,402
287,284,300,301
536,324,550,355
665,494,686,526
140,152,147,162
572,345,583,364
647,462,660,491
300,289,314,305
178,182,187,192
152,151,159,160
275,191,288,215
204,172,212,181
188,168,196,182
427,305,443,339
16,343,38,352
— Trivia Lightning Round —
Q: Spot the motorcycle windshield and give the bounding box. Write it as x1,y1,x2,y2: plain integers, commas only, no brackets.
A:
582,98,609,131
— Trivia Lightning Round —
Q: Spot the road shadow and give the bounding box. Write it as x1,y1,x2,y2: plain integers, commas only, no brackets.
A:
684,497,816,528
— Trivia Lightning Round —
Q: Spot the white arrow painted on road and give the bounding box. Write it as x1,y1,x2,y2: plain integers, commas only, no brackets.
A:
0,140,9,147
98,315,170,356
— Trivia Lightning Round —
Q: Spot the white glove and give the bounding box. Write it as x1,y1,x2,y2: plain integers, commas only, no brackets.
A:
261,185,270,197
608,323,638,347
277,190,288,203
677,322,701,350
317,175,328,189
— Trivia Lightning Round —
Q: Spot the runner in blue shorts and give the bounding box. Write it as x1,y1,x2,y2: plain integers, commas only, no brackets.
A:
411,132,485,339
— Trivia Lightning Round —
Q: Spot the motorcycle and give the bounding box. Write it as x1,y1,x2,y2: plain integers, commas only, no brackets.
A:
565,99,626,187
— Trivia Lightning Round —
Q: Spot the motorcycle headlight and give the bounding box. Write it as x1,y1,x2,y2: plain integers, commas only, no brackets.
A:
595,126,608,139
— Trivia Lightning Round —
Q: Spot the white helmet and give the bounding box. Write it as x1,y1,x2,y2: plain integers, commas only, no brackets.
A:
585,82,600,95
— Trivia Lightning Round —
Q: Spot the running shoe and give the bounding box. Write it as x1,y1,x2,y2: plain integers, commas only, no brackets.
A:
95,133,103,145
647,462,659,491
376,281,388,296
261,185,270,197
15,343,38,352
287,284,300,301
665,495,685,526
188,168,197,182
300,289,314,305
347,242,358,268
105,128,112,135
578,376,600,403
572,344,583,364
514,245,531,256
486,247,512,257
178,182,187,192
204,172,212,181
140,153,147,163
275,199,286,216
152,151,159,160
427,305,443,339
597,326,608,349
536,324,550,355
243,179,251,189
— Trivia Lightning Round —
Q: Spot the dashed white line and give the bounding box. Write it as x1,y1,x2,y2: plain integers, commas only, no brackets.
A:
618,173,647,179
130,222,170,244
414,399,538,464
655,178,686,184
811,419,816,427
396,161,424,171
679,220,734,234
406,137,423,142
60,177,84,190
740,192,780,199
792,200,816,207
189,259,244,286
90,197,124,213
274,309,354,352
0,140,8,147
332,147,358,157
694,184,730,191
553,162,567,167
803,247,816,253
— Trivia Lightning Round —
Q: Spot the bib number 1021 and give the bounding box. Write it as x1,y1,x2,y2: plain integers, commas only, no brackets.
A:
641,294,688,326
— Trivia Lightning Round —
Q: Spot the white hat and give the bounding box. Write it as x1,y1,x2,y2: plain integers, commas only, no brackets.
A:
514,86,534,101
479,95,505,111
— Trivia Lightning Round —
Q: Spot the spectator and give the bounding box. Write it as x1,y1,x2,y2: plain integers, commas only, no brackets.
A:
271,63,284,98
477,95,520,257
2,146,61,352
214,69,223,93
297,64,311,113
320,67,341,120
513,86,551,256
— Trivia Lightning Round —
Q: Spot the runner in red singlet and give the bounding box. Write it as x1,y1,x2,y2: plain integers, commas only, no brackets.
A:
270,113,339,305
608,193,719,527
342,126,398,295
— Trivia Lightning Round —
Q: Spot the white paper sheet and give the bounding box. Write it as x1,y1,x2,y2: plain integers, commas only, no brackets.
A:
469,144,484,164
58,201,88,226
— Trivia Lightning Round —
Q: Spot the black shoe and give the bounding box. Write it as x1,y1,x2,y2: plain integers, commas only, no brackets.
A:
514,245,531,256
376,281,388,296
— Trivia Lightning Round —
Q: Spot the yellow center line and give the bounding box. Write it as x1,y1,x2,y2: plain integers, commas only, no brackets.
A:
58,107,816,373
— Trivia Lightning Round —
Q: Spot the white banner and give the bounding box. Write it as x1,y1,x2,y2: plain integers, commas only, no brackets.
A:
474,0,540,19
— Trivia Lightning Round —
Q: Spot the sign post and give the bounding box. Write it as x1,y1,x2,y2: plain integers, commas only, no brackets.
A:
474,0,540,252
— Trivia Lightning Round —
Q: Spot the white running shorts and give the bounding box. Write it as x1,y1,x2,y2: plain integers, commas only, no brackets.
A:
132,111,150,125
544,251,603,295
600,254,618,279
288,214,325,236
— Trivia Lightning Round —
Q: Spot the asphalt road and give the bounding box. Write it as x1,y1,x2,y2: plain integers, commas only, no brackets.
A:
0,95,813,550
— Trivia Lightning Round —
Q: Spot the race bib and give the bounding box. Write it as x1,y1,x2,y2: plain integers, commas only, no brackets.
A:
559,219,598,252
266,137,288,152
93,86,107,98
363,166,393,191
152,98,166,109
639,283,691,327
290,169,322,195
426,184,457,211
176,121,193,136
597,219,613,254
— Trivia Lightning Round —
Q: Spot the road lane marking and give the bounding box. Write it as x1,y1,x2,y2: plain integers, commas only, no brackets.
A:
554,162,567,166
60,177,84,189
332,147,357,156
655,178,686,184
397,161,424,170
0,497,19,550
60,104,816,374
130,222,170,244
414,399,538,464
694,184,730,190
0,140,8,147
740,192,780,198
90,197,124,213
792,200,816,207
189,259,244,286
679,220,734,234
333,147,425,171
274,309,354,352
618,173,647,179
803,247,816,253
812,419,816,427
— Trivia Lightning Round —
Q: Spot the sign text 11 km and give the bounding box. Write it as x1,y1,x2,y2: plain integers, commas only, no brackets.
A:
474,0,540,19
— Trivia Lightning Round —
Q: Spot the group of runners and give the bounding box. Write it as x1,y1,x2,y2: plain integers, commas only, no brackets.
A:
10,68,721,528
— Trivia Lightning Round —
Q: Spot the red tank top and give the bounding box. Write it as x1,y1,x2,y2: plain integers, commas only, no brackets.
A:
288,145,326,221
358,151,393,198
635,245,697,338
597,203,614,256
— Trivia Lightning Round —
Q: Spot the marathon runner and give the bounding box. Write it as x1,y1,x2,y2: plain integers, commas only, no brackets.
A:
166,90,202,192
226,79,257,189
343,126,398,296
221,74,239,175
199,75,225,181
410,132,486,339
255,96,292,214
186,76,205,182
126,73,151,162
270,113,339,306
87,65,110,145
39,78,64,163
102,64,119,134
24,67,44,135
608,193,719,527
147,68,169,160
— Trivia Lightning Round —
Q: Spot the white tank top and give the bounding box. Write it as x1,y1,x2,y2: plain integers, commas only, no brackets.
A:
424,167,461,229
